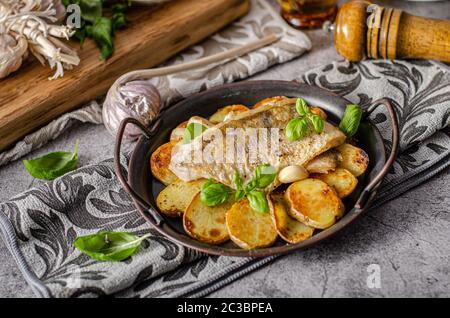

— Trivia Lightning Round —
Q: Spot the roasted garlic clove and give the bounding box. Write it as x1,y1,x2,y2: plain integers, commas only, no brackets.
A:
278,165,309,184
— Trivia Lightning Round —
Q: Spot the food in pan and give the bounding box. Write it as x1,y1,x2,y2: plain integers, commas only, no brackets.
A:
151,96,369,250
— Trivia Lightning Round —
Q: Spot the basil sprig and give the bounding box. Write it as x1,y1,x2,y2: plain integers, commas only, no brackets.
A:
339,104,362,137
285,98,324,141
182,123,208,144
23,140,80,180
200,164,276,213
234,164,275,213
74,232,150,262
200,179,234,206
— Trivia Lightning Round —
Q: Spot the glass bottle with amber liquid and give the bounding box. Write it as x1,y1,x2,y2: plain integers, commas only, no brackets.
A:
278,0,337,29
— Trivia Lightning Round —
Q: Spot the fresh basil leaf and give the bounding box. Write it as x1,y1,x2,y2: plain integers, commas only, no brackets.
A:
235,190,246,201
182,123,208,144
244,179,257,193
295,98,309,116
112,12,127,31
63,0,130,59
310,114,324,133
233,170,243,190
252,164,276,189
74,232,150,262
233,169,245,200
111,3,130,14
339,104,362,137
200,179,233,206
247,191,269,213
91,17,114,60
285,117,309,141
23,140,79,180
79,0,102,23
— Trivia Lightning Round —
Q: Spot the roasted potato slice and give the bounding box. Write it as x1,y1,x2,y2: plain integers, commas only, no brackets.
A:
269,193,314,244
156,179,206,217
305,149,342,174
150,141,178,185
170,121,188,142
226,199,278,249
209,105,249,123
285,178,344,229
312,168,358,198
183,193,231,244
252,96,294,109
337,143,369,177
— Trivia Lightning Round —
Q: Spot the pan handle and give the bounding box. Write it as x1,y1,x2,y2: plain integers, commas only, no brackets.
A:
355,98,399,210
114,117,165,226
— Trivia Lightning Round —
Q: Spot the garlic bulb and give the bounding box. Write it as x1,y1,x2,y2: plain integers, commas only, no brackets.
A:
0,34,28,79
0,0,79,80
103,80,162,139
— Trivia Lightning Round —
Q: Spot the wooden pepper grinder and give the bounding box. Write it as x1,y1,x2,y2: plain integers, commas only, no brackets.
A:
333,1,450,62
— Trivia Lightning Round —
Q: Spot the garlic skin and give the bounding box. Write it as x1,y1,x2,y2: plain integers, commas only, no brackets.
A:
0,34,28,79
278,165,309,184
40,0,66,22
102,80,162,139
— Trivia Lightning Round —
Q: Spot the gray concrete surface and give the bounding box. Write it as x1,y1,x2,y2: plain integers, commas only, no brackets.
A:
1,0,449,298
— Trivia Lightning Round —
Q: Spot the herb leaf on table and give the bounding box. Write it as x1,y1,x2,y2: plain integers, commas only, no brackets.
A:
23,140,80,180
74,232,150,262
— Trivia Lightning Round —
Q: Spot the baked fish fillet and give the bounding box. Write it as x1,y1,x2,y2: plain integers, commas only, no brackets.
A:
169,104,346,190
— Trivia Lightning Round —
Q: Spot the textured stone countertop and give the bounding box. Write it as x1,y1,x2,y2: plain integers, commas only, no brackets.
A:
0,0,449,298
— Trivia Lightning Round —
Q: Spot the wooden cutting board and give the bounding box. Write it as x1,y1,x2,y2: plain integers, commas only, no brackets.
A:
0,0,250,152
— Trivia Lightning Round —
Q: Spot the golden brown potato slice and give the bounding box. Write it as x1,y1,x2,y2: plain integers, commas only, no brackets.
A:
285,178,344,229
337,143,369,177
209,105,249,123
312,168,358,198
269,193,314,244
305,150,342,174
170,121,188,142
150,141,179,185
226,199,278,250
156,179,206,217
252,96,293,109
183,193,232,244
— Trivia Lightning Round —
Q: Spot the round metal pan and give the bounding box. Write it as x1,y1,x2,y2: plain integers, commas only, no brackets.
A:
114,80,399,257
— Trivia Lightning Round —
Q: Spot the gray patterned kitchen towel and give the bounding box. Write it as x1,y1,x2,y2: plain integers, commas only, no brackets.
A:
0,59,448,298
302,60,450,208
